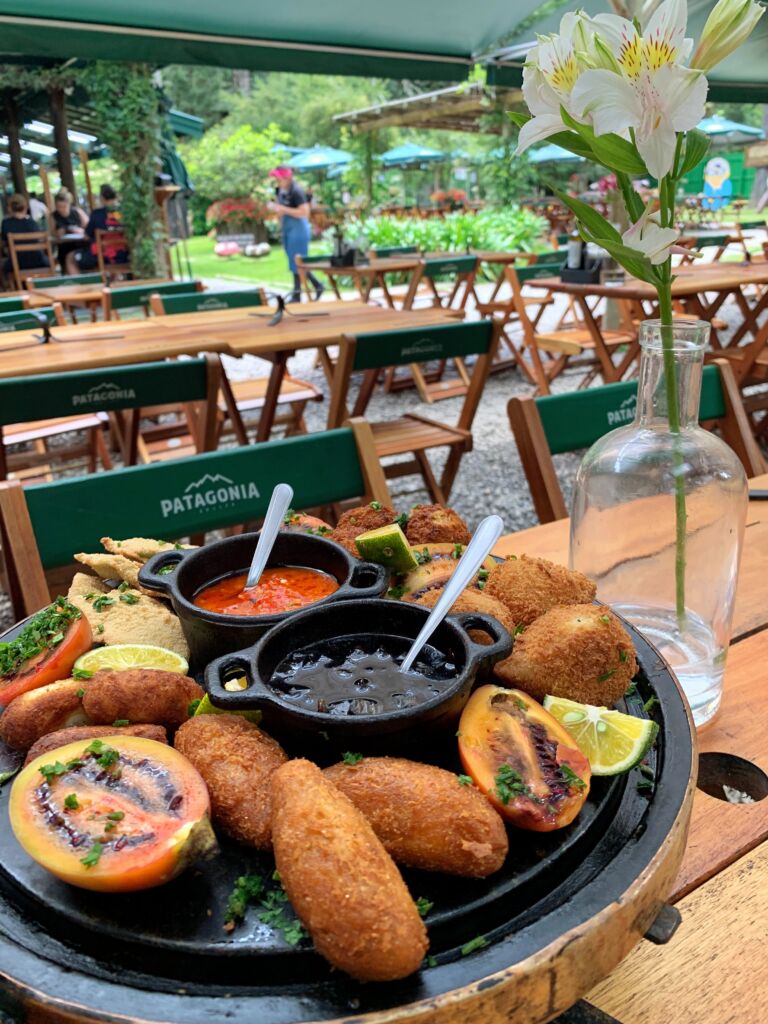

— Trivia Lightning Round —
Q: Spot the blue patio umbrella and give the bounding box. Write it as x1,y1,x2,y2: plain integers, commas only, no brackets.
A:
287,145,353,171
379,141,446,167
697,116,765,146
528,143,585,164
271,143,307,156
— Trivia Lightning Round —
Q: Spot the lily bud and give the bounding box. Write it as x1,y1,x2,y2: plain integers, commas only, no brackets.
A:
691,0,765,72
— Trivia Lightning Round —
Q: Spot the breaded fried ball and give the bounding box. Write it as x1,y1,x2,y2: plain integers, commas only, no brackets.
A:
413,587,515,646
25,724,167,766
82,669,203,732
175,714,287,849
0,678,88,751
485,554,596,627
324,756,508,877
272,759,428,981
405,504,471,546
329,502,397,556
494,604,638,705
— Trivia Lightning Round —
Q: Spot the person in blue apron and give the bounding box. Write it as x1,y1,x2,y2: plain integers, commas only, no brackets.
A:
268,167,324,302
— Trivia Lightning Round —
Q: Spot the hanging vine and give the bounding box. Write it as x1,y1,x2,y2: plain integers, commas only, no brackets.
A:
81,62,162,277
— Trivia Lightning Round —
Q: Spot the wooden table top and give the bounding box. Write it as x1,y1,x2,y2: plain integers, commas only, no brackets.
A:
32,277,173,305
534,260,768,300
308,256,421,275
495,476,768,1022
0,302,460,378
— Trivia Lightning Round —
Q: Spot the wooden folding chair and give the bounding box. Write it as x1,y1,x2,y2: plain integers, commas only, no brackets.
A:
95,229,132,281
0,419,389,618
150,288,322,442
509,359,765,523
7,231,54,289
29,272,103,290
328,320,497,503
0,297,26,315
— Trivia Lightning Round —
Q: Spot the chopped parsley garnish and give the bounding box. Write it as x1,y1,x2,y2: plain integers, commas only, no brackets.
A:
104,821,116,832
113,719,129,727
157,564,176,576
643,695,660,714
76,688,85,699
461,935,489,956
639,763,655,780
39,761,69,781
513,623,526,636
387,584,406,600
85,739,106,754
415,897,433,918
80,842,104,869
283,509,297,524
598,669,616,682
86,740,120,770
257,888,308,946
174,542,184,550
224,874,264,926
477,568,489,580
395,512,408,530
117,582,129,592
414,547,432,565
369,501,382,510
92,596,114,613
64,793,79,810
119,593,139,605
106,811,125,821
477,580,486,590
426,955,438,969
494,764,533,805
452,543,464,558
0,597,81,678
625,681,637,696
281,918,308,947
636,778,654,795
272,869,281,882
342,751,363,765
600,614,611,624
560,764,586,791
457,774,474,786
72,668,93,681
619,649,628,663
513,696,527,709
188,699,201,717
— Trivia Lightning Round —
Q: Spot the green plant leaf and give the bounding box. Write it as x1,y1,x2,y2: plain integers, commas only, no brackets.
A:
508,111,531,128
579,229,659,285
547,129,596,161
560,107,648,175
554,189,622,243
678,129,710,178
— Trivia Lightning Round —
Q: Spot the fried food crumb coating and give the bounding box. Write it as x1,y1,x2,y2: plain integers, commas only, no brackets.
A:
271,759,428,981
485,554,597,627
324,756,508,877
82,669,202,731
405,505,471,546
494,603,638,705
25,724,167,765
329,503,397,555
0,678,88,751
412,587,515,645
175,714,287,849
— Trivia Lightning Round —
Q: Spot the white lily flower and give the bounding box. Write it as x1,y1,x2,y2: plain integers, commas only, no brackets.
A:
622,205,682,264
691,0,765,72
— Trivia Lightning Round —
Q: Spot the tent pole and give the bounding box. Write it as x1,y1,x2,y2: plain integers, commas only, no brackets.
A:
3,91,27,198
79,146,94,209
49,87,77,197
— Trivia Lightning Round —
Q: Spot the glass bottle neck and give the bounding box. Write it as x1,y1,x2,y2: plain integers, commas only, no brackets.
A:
635,337,705,429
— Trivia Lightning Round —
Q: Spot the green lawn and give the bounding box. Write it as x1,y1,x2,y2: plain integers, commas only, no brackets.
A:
183,234,327,288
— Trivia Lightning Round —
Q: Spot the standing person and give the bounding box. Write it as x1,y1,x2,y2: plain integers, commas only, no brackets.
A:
52,189,88,274
268,167,324,302
74,184,128,273
28,192,49,225
1,193,50,286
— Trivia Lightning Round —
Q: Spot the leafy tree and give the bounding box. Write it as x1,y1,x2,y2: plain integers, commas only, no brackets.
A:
159,66,235,128
180,123,288,202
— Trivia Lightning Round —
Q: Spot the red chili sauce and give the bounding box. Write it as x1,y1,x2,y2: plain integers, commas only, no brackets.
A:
193,567,339,617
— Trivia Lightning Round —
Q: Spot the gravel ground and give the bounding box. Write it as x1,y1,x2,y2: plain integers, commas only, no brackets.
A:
0,281,761,633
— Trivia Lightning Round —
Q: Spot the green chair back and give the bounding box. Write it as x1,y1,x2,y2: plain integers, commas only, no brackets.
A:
30,273,103,289
0,359,212,428
739,220,766,230
533,249,566,263
536,365,725,455
0,297,25,314
421,254,477,279
697,234,732,247
516,262,563,284
24,429,372,569
0,307,58,333
108,280,202,311
158,290,264,316
373,245,419,258
352,320,493,372
296,254,330,265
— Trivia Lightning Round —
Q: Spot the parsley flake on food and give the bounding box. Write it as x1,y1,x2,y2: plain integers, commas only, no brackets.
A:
494,764,534,805
415,897,433,918
92,596,114,613
342,751,363,765
457,774,474,786
64,793,79,810
461,935,489,956
119,593,140,605
0,597,81,679
224,874,264,928
80,842,104,869
560,763,586,791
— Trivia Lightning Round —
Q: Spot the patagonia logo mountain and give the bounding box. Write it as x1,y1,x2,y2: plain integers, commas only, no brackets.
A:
71,382,137,406
160,473,261,517
400,337,444,358
606,393,637,426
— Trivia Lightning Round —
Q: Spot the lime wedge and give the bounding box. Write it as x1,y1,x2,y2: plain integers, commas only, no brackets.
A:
355,524,417,573
74,643,189,676
543,695,658,776
194,688,262,725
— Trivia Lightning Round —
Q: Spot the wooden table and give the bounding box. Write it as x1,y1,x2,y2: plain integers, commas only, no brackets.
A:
32,277,174,322
306,256,421,307
494,478,768,1022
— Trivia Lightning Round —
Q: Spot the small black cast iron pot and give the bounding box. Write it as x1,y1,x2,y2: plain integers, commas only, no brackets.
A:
138,533,388,668
203,598,512,751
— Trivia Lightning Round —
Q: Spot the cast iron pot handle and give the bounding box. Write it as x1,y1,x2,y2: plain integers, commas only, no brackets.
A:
453,612,513,673
336,561,389,600
203,651,274,711
138,549,194,593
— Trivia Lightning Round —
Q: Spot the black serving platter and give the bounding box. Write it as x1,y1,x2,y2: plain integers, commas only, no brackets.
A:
0,613,694,1024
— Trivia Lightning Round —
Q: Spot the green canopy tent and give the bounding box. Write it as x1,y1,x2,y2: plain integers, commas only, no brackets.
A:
287,145,353,171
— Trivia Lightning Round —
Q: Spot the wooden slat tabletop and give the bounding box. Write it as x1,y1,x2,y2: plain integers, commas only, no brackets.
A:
533,260,768,301
31,277,174,305
494,475,768,1022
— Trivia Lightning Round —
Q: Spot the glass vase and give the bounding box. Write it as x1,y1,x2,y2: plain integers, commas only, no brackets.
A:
569,320,748,726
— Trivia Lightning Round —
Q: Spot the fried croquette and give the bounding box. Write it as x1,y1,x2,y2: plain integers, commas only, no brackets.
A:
174,714,287,849
100,537,195,563
271,759,428,981
25,724,167,766
324,756,508,877
329,503,397,556
484,554,597,627
82,669,202,731
67,573,189,659
405,504,471,546
0,678,88,751
412,587,516,645
494,603,638,705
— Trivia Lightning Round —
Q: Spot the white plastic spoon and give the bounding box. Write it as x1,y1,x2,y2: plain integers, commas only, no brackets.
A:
399,514,504,674
244,482,294,591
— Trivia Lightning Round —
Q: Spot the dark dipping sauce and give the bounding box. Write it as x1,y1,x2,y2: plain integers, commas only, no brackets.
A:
269,634,457,716
193,567,338,617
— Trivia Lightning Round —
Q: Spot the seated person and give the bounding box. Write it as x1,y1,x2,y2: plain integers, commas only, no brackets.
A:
28,192,49,226
1,193,50,285
52,189,89,275
75,184,129,272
